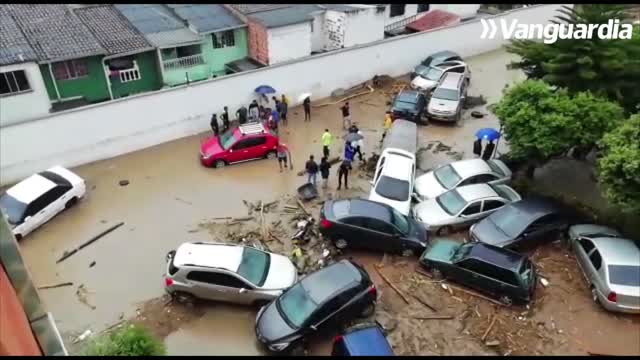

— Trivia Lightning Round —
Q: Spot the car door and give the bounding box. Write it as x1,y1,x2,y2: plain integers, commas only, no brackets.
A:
482,263,522,299
245,136,268,159
480,199,506,218
228,139,252,163
574,237,596,283
22,188,62,234
452,258,486,291
457,201,483,227
585,248,605,292
338,217,369,248
185,270,250,303
363,218,399,252
309,295,344,333
520,215,561,246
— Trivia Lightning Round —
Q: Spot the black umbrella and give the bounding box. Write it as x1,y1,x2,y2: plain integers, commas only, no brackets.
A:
343,132,364,143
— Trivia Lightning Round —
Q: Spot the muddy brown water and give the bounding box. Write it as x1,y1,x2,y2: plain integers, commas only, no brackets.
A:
26,48,638,356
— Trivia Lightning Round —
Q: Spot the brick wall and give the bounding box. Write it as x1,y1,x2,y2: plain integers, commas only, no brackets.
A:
247,19,269,65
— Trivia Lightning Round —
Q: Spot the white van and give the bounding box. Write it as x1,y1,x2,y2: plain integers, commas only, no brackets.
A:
368,148,416,216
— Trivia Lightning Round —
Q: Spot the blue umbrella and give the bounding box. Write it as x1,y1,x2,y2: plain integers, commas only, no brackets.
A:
475,128,501,141
254,85,276,95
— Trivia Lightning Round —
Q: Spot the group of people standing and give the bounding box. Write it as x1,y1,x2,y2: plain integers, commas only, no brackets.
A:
473,137,496,160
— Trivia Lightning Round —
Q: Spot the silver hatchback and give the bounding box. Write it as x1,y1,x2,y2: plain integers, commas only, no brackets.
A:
568,224,640,314
164,242,298,306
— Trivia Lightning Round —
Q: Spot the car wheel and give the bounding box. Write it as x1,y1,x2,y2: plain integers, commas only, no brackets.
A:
213,160,226,168
436,226,453,236
64,197,78,209
499,295,513,307
359,302,375,318
173,291,196,306
431,267,444,280
591,286,600,304
401,248,414,257
266,151,277,160
334,238,348,249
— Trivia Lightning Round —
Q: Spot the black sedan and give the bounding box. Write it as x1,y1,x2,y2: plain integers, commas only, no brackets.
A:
469,198,572,250
319,198,428,256
255,260,377,354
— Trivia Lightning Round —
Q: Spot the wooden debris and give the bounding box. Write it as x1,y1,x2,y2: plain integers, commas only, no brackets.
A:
375,265,410,304
412,294,439,312
100,320,127,334
296,199,310,215
414,314,453,320
314,85,374,107
57,222,125,263
38,282,73,290
445,283,505,306
415,269,433,278
210,217,232,221
269,230,284,244
482,315,497,341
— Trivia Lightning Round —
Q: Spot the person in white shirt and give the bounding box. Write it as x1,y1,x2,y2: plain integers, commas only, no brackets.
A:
352,130,364,161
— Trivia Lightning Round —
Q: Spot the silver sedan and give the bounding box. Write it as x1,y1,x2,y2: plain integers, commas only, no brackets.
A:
568,224,640,314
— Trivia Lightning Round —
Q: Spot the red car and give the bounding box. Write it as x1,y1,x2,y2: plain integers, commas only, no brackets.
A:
200,123,279,168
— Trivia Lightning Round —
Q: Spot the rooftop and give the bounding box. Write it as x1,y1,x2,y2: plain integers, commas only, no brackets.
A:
173,242,243,271
74,5,152,56
167,4,245,34
406,9,461,33
246,4,322,28
229,4,293,15
4,4,106,63
0,6,38,65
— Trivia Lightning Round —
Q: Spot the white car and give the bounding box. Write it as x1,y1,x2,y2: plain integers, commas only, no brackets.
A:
415,159,512,200
413,183,521,235
164,242,298,306
368,148,416,216
410,60,470,92
0,166,85,240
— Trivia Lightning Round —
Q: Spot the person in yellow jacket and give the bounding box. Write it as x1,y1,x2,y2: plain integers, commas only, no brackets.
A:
381,111,393,143
321,128,333,158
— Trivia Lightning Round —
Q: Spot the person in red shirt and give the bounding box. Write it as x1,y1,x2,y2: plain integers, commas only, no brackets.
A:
277,143,291,172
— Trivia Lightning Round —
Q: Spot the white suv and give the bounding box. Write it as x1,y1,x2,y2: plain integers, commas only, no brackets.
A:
368,148,416,216
164,242,298,306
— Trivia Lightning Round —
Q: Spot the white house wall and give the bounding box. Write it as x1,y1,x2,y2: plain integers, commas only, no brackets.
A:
310,12,325,52
267,23,312,64
343,8,386,47
431,4,481,19
324,10,347,50
0,5,565,185
0,62,51,127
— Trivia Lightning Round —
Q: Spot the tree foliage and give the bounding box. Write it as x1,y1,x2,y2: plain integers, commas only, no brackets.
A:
597,114,640,213
82,325,166,356
494,80,624,171
506,4,640,114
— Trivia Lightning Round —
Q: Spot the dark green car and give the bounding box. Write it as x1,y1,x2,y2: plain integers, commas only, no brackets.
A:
419,239,537,306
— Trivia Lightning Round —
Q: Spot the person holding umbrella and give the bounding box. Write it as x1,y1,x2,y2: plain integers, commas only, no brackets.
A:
475,128,501,160
482,140,496,160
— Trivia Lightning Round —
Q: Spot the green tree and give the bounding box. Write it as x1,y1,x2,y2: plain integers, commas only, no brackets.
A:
506,5,640,114
82,325,166,356
494,80,624,177
597,114,640,213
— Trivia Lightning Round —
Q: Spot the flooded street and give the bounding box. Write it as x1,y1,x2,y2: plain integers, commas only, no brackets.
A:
15,48,638,356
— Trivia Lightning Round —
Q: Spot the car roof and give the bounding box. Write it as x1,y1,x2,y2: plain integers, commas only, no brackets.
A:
438,72,464,89
396,90,421,101
342,326,393,356
301,260,362,303
432,50,460,59
238,122,269,136
449,159,493,179
345,199,392,222
508,198,562,218
467,243,525,270
455,183,500,202
6,173,56,204
173,242,243,272
591,237,640,266
380,154,413,180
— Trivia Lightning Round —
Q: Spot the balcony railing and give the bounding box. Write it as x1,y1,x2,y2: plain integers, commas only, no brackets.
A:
163,54,205,71
384,13,423,32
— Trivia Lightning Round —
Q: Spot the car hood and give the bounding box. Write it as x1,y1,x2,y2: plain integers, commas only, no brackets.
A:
411,76,438,90
568,224,621,240
200,137,224,157
471,218,513,247
429,98,458,113
261,254,298,290
256,301,297,343
414,172,447,199
414,200,453,228
420,239,460,264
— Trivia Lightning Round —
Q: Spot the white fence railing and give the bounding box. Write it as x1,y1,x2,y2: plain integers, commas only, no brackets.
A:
119,65,141,83
163,54,205,71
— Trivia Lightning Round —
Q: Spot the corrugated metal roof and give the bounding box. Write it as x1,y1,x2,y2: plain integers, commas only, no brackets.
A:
74,5,152,55
115,4,201,48
248,4,321,28
4,4,106,62
167,4,245,34
0,6,38,65
320,4,365,13
406,9,461,32
230,4,293,15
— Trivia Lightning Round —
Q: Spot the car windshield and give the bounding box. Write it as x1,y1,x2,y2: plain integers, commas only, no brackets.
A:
432,88,459,101
433,165,461,190
490,184,512,202
419,67,443,80
436,189,467,216
237,247,271,287
608,265,640,287
391,207,410,234
219,131,236,150
487,208,527,237
375,175,410,202
393,101,416,111
277,283,319,328
0,194,27,225
452,243,473,262
486,160,506,176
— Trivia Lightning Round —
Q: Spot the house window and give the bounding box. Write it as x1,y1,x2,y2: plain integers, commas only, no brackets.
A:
212,30,235,48
389,4,406,17
176,44,202,58
52,60,88,81
0,70,31,96
417,4,430,13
